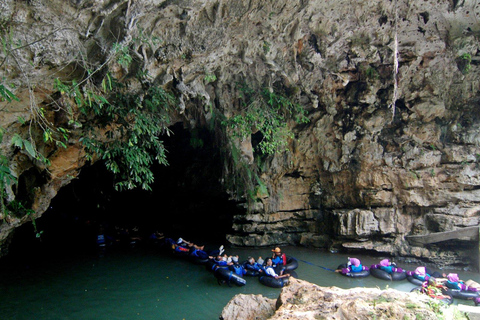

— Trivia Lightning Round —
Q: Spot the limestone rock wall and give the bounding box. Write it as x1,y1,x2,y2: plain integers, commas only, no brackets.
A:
0,0,480,267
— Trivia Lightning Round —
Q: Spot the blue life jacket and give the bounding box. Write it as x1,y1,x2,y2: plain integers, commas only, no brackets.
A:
272,254,286,265
231,264,246,276
446,281,462,290
350,264,363,273
97,234,105,245
245,263,261,271
380,265,394,274
413,273,430,281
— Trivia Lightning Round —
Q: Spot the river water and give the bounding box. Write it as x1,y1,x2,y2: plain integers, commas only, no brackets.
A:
0,244,479,320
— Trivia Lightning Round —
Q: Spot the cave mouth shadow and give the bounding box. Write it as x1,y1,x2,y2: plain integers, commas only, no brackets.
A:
9,123,244,258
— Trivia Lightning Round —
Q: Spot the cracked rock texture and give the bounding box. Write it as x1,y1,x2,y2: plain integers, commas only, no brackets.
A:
220,278,468,320
1,0,480,268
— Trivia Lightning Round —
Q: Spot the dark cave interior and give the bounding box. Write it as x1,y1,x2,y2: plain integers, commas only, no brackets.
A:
7,123,244,260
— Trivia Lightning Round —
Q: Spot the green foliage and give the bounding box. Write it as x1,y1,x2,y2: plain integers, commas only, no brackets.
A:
365,67,379,80
457,53,472,74
112,43,133,68
8,201,43,238
0,136,17,219
0,82,19,102
204,73,217,84
189,129,204,149
222,85,309,156
263,41,271,54
56,74,177,191
133,27,161,49
219,84,308,205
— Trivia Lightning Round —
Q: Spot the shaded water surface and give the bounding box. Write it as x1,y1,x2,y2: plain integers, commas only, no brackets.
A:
1,245,479,320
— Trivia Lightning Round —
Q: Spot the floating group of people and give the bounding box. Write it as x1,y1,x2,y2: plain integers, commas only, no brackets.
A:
336,257,480,305
162,236,298,288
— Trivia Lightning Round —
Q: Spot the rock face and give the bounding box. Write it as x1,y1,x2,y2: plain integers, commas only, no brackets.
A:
0,0,480,268
220,294,276,320
220,278,467,320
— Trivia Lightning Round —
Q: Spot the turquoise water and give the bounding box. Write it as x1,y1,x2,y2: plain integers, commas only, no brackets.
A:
1,245,479,320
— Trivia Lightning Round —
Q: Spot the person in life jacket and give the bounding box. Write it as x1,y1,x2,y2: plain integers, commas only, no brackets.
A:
264,258,290,279
445,273,478,292
271,247,287,267
245,257,264,273
406,266,431,282
229,256,246,276
370,259,404,274
212,255,234,266
338,257,369,274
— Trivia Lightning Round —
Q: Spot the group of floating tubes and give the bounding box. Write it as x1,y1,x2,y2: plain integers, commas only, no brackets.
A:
337,262,479,305
165,241,299,288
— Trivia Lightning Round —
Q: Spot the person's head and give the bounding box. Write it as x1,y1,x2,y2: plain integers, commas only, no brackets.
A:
379,259,390,267
447,273,459,283
272,247,282,256
349,258,361,267
265,258,273,266
415,266,426,276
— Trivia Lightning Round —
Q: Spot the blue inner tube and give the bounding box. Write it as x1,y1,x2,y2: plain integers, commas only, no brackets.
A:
189,254,209,265
205,260,229,273
370,268,406,281
244,269,261,277
214,267,246,287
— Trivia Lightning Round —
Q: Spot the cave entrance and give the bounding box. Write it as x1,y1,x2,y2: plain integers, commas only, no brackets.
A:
9,123,244,257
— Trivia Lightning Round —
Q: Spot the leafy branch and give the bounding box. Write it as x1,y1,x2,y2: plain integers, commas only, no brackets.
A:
223,85,309,156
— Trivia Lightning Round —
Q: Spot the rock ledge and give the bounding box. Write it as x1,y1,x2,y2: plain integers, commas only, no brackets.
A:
220,278,469,320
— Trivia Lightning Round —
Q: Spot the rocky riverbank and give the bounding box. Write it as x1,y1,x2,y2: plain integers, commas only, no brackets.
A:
220,278,469,320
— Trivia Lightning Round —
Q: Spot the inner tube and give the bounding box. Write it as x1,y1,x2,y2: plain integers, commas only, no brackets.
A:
370,268,407,281
242,260,262,277
410,287,453,305
336,264,370,278
407,276,424,286
213,266,246,287
259,270,298,288
446,288,480,300
189,254,209,265
283,257,299,271
205,260,229,273
259,275,289,288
